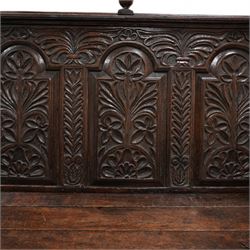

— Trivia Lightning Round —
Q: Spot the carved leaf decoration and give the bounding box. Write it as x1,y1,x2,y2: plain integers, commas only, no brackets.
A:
138,30,222,67
113,53,144,81
170,71,192,186
172,159,188,186
1,27,33,41
4,51,36,79
204,51,249,180
2,128,16,143
97,52,158,180
99,81,125,116
35,30,114,65
184,34,221,66
131,130,145,144
63,69,84,185
138,31,179,65
111,130,123,144
1,47,49,178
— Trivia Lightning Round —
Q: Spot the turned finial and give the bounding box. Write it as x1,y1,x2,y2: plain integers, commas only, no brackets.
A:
118,0,134,15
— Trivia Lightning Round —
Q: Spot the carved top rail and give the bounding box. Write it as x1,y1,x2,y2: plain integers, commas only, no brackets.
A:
2,12,249,26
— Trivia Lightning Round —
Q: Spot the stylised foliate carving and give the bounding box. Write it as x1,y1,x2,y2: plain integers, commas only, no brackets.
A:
138,31,223,67
1,45,49,178
202,49,249,180
225,31,249,43
101,149,153,179
98,78,157,180
1,22,248,190
63,68,84,185
112,52,144,81
35,30,114,65
2,25,248,70
95,48,163,181
1,27,33,41
170,71,192,186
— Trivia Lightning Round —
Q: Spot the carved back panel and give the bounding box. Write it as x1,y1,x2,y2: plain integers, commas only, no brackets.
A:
1,13,249,191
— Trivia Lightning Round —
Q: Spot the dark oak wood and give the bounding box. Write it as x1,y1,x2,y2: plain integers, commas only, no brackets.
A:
1,11,249,249
2,192,248,207
1,192,249,249
2,230,249,249
2,206,248,230
1,12,249,192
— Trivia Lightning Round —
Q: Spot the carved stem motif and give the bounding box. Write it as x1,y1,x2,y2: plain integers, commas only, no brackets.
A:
170,70,192,186
63,68,84,185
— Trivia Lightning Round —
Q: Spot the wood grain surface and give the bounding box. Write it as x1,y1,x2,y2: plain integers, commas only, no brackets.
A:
1,192,249,249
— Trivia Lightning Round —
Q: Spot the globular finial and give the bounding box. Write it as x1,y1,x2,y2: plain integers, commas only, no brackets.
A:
118,0,134,15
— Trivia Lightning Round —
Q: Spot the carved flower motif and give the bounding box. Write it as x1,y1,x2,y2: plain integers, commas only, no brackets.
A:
34,115,47,129
114,53,144,81
132,116,156,145
226,31,245,42
24,114,48,144
101,149,153,179
10,160,30,177
206,116,229,146
172,156,189,169
100,116,123,144
102,150,137,179
102,157,137,179
65,155,83,166
221,162,241,178
171,155,189,185
221,55,248,83
207,150,248,179
2,146,45,177
102,156,137,179
65,155,82,185
115,161,137,179
119,29,138,41
4,51,35,79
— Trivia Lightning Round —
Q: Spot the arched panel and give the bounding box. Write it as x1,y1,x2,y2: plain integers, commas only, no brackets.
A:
195,48,249,184
1,45,60,184
88,45,168,186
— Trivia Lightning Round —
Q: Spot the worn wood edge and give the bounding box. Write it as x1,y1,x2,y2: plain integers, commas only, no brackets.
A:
2,230,249,249
1,192,249,207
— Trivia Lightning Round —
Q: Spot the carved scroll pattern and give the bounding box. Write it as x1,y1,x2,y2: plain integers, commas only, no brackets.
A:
1,26,249,69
